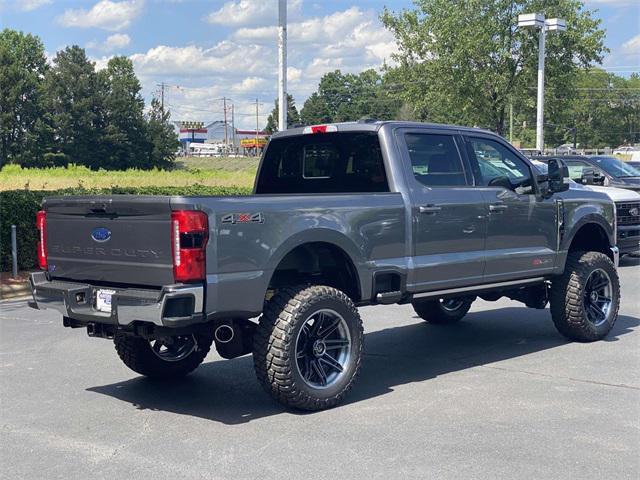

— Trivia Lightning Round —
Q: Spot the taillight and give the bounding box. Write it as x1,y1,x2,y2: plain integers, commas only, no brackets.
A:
171,210,208,283
36,210,47,270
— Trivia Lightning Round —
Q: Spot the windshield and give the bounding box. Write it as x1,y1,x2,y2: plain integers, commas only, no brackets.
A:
590,156,640,178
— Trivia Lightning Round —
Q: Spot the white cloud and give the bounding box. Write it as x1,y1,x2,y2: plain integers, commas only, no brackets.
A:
93,56,113,71
122,6,398,128
231,7,398,96
621,34,640,56
87,33,131,52
58,0,144,31
206,0,302,27
287,66,302,83
233,7,365,44
232,76,268,93
20,0,50,11
130,41,272,77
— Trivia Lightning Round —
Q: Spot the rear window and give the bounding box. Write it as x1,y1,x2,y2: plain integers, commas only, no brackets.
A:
255,132,389,194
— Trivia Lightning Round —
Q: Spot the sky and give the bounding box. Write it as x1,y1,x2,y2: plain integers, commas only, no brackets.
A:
2,0,639,130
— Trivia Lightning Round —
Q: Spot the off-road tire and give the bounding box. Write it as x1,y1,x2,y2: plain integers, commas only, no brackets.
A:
411,297,474,324
253,285,364,411
550,251,620,342
114,332,213,379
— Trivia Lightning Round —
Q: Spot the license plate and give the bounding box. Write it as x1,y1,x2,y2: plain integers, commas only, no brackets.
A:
96,289,116,313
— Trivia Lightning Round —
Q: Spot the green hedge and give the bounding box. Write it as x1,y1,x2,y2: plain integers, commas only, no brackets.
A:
0,185,251,272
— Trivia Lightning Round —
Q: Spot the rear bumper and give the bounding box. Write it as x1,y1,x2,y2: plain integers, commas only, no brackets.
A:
29,271,206,328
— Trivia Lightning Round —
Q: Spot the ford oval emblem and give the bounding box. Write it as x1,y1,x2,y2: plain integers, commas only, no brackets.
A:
91,227,111,242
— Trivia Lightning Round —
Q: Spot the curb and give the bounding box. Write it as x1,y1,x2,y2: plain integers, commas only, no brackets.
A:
0,282,31,301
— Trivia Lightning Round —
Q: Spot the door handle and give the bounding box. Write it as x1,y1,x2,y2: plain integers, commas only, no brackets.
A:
419,205,442,214
489,203,508,213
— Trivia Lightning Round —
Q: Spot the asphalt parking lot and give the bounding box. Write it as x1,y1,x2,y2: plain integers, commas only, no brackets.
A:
1,258,639,480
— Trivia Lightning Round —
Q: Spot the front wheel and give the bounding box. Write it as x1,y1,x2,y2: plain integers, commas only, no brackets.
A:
550,251,620,342
114,332,213,379
253,285,364,411
411,297,474,324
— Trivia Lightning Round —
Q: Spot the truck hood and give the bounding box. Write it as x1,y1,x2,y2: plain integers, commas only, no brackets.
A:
582,184,640,202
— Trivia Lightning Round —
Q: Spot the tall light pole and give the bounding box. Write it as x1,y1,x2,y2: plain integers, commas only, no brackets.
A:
278,0,287,132
518,13,566,153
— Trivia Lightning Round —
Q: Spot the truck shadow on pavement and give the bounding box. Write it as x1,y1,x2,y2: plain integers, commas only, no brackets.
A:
87,308,639,425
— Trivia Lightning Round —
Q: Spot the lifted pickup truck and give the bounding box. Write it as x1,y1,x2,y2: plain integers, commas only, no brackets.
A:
30,121,621,411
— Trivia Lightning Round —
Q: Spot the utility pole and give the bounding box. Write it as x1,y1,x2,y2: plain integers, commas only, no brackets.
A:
278,0,287,132
509,100,513,144
223,97,228,151
535,26,546,152
157,82,166,112
518,14,566,153
255,98,260,157
231,103,236,152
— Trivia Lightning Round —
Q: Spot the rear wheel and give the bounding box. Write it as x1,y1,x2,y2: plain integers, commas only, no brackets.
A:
114,332,213,379
253,285,364,411
411,297,474,324
550,251,620,342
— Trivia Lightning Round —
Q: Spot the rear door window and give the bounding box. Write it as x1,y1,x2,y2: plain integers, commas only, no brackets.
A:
404,133,468,186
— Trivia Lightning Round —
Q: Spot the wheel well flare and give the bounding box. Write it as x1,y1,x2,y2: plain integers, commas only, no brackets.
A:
268,242,361,301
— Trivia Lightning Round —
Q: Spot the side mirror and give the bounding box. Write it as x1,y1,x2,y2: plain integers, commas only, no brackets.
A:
581,168,595,185
593,170,605,185
548,158,570,193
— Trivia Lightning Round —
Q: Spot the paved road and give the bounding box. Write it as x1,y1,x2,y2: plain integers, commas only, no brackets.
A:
2,258,639,479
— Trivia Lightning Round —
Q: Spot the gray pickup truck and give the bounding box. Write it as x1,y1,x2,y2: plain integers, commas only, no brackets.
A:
29,121,621,411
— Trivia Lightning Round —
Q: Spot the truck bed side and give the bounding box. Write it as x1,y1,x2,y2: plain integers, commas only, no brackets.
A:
172,192,406,318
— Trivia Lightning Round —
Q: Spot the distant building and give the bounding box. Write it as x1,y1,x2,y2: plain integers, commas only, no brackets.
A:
174,120,269,155
205,122,268,147
174,121,207,148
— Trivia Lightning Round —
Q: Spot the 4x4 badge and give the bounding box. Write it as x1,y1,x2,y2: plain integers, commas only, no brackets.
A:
221,213,264,224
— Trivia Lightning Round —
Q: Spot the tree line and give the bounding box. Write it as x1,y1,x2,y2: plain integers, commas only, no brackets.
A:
0,29,178,170
269,0,638,149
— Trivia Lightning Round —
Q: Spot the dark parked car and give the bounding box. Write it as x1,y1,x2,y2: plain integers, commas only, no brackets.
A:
534,155,640,193
30,121,621,411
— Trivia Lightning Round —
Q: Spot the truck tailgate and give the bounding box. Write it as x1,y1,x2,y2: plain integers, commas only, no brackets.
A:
44,196,175,286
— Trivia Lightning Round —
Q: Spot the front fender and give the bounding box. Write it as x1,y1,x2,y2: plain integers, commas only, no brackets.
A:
561,206,616,252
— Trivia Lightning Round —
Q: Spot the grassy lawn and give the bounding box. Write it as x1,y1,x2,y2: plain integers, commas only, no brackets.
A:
0,156,258,191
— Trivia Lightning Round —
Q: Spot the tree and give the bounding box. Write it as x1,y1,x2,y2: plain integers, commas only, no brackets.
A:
100,56,148,169
552,69,640,148
265,94,301,133
300,69,401,125
146,98,179,169
0,29,48,166
381,0,607,139
42,46,105,168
